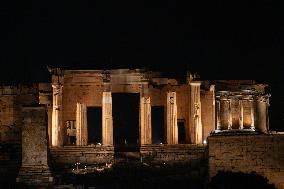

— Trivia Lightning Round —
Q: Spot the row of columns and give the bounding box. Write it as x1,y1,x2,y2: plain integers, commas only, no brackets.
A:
216,94,269,132
51,83,204,147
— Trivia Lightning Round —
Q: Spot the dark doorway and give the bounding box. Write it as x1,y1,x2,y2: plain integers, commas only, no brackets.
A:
87,107,102,144
151,106,165,144
178,120,185,144
112,93,139,147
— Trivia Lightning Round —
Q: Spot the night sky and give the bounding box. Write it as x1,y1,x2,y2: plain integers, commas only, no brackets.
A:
1,1,284,129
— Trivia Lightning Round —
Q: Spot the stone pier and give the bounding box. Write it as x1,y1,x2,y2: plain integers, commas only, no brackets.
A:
102,92,113,145
140,96,152,145
17,106,53,186
190,82,202,144
51,84,63,147
166,92,178,144
76,103,88,146
257,96,269,133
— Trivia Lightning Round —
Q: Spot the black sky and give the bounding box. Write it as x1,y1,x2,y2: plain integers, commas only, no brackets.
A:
0,1,284,129
1,1,283,82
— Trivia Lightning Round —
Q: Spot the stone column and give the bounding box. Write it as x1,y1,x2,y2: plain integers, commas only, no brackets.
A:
102,92,113,145
76,103,88,146
256,96,269,133
140,96,152,145
51,84,63,147
190,82,202,144
216,99,221,130
210,85,216,131
47,105,52,147
239,98,244,129
17,106,53,186
228,99,232,130
166,91,178,144
250,98,255,130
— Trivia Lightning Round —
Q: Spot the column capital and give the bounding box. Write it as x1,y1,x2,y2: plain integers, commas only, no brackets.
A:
235,94,243,100
102,71,111,83
143,96,150,104
52,84,63,92
190,81,201,86
256,94,270,103
209,85,215,92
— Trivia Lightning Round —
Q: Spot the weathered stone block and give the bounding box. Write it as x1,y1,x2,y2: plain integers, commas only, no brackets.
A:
208,134,284,189
17,106,53,187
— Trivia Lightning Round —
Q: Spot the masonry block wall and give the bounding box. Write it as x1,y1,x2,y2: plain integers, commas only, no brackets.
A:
0,85,38,185
208,135,284,188
140,144,206,162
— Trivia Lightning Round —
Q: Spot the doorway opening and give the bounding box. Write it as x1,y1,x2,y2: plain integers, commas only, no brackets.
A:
151,106,165,144
87,107,102,144
112,93,140,149
178,120,186,144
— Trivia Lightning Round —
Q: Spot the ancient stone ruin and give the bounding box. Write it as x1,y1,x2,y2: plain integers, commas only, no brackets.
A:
0,68,283,188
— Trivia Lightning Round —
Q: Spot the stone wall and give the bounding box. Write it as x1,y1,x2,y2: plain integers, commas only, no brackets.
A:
50,145,114,166
0,85,38,186
140,144,206,163
208,134,284,189
0,85,38,142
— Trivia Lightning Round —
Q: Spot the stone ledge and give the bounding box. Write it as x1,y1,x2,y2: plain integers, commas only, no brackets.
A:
17,165,53,186
50,146,115,165
140,144,206,162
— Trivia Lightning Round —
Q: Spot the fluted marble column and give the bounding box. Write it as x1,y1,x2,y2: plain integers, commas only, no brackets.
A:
76,103,88,146
216,99,221,130
140,96,152,145
239,98,244,129
256,96,269,133
227,99,232,130
190,82,202,144
250,99,255,130
166,91,178,144
51,84,63,147
210,85,216,132
102,92,113,145
47,105,53,146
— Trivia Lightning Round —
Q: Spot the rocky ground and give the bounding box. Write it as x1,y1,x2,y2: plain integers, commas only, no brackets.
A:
53,160,208,189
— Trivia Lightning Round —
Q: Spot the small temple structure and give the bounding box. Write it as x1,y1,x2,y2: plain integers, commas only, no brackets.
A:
40,68,270,148
1,68,278,187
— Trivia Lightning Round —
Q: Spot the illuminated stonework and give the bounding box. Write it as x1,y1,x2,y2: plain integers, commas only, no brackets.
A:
42,69,270,148
215,90,270,133
46,69,214,146
0,69,277,187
